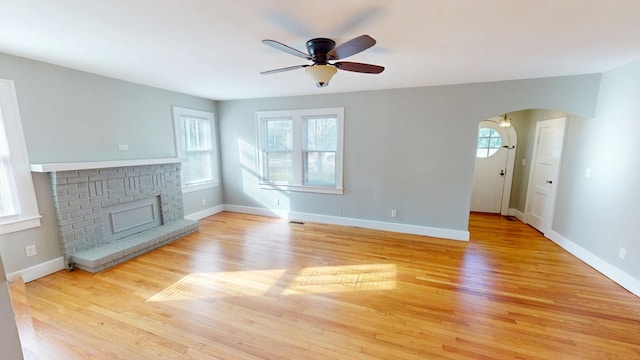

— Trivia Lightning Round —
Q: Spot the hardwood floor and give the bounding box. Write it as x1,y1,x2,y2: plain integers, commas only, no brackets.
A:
11,212,640,359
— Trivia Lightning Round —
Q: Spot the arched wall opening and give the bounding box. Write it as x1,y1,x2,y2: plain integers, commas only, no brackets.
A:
469,108,585,228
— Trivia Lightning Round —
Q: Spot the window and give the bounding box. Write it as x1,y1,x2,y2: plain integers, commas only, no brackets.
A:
172,107,219,192
257,107,344,194
476,127,502,158
304,116,338,187
0,79,40,234
262,117,293,183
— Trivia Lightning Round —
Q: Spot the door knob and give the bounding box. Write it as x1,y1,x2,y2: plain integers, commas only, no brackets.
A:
546,180,553,184
500,170,505,176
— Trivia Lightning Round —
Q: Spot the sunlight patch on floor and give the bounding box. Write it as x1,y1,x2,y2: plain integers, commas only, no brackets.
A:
147,264,397,302
146,269,286,302
282,264,397,295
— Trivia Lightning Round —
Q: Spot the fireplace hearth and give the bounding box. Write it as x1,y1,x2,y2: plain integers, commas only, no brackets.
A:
34,159,199,272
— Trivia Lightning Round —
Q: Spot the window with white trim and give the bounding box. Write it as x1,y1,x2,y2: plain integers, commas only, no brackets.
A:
172,106,219,192
0,79,40,234
256,107,344,194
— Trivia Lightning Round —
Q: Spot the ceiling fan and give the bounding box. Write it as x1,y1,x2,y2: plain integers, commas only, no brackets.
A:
261,35,385,87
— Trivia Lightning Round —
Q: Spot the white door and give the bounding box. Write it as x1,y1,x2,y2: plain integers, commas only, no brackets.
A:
471,120,516,214
525,117,566,233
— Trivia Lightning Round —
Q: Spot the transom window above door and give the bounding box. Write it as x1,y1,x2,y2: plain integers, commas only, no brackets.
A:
476,127,502,158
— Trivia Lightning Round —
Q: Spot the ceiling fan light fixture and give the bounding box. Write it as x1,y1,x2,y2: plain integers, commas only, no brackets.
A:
305,65,337,87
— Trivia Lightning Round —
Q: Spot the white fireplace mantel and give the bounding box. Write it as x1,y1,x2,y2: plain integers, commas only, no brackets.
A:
30,157,182,173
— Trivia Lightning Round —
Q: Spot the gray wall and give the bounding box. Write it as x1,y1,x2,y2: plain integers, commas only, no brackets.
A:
553,60,640,277
218,75,601,234
0,53,221,275
503,110,534,213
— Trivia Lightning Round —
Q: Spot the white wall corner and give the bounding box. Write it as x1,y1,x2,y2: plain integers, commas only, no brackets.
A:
184,204,224,221
223,204,469,241
7,257,66,283
546,230,640,298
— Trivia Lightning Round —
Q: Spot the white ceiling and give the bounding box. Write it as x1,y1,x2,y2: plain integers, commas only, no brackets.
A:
2,0,640,100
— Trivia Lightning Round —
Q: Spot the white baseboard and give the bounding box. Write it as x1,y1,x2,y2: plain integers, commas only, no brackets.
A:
185,205,224,221
546,230,640,297
507,208,526,223
8,206,223,283
224,204,469,241
7,257,65,283
16,209,635,299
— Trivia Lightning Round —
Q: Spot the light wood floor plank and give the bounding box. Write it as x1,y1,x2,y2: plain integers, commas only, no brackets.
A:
10,212,640,359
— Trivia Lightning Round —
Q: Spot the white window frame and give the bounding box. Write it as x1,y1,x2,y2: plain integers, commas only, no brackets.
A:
256,107,344,195
0,79,41,235
172,106,219,193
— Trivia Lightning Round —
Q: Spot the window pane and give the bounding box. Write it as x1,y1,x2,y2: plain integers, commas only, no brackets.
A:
478,137,489,148
0,158,18,217
264,119,292,151
181,117,211,151
304,151,336,186
476,127,502,158
476,148,488,158
178,115,214,185
0,120,9,157
0,114,18,217
305,117,337,151
183,151,212,185
266,152,292,183
0,80,41,232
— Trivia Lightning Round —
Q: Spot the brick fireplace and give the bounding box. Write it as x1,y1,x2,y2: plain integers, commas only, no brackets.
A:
32,159,199,273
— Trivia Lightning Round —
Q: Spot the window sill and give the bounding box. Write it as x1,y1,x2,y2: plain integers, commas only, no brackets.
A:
0,215,42,235
182,180,220,194
259,183,344,195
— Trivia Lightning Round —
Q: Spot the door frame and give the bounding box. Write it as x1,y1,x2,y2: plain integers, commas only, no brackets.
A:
498,121,517,216
472,118,517,216
524,117,567,234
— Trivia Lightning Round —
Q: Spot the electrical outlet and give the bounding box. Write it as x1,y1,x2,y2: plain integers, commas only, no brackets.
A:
618,247,626,260
391,209,397,218
201,198,206,206
585,168,591,178
25,244,37,257
118,144,129,150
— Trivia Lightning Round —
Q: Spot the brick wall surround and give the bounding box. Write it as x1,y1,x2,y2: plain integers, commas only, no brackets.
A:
49,163,184,263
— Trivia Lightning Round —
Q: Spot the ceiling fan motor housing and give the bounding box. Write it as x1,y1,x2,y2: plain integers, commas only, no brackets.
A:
306,38,336,64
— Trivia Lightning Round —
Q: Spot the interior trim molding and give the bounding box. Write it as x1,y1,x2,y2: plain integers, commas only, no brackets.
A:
8,205,471,283
30,157,182,173
185,205,224,221
223,204,470,241
508,208,526,223
546,229,640,298
7,257,65,283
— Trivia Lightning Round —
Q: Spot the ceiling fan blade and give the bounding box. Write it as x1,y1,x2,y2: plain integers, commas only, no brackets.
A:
260,64,309,75
327,35,376,60
334,61,384,74
262,39,311,60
